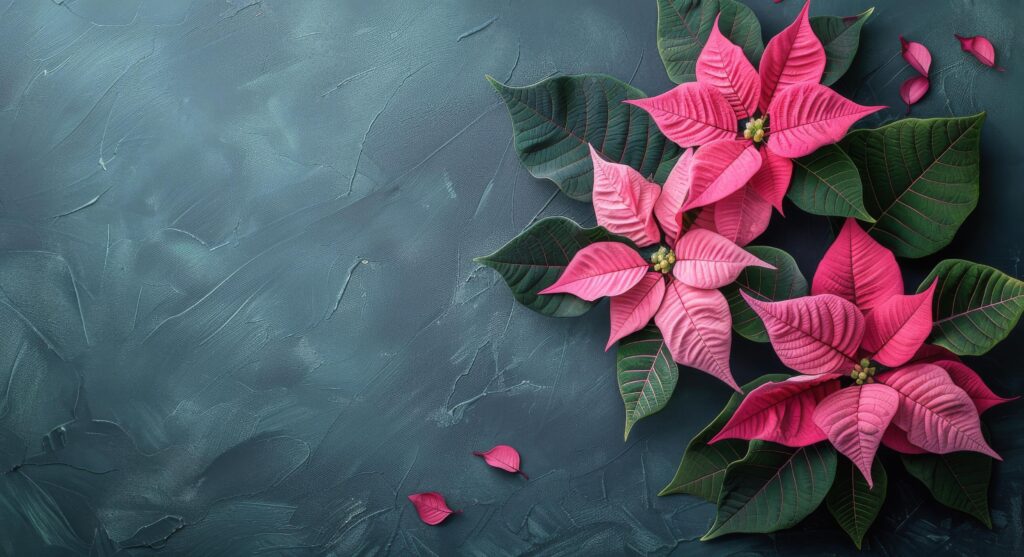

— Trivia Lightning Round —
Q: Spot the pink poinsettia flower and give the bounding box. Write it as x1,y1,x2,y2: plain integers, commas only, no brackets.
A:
711,219,1011,487
628,1,883,246
540,146,775,391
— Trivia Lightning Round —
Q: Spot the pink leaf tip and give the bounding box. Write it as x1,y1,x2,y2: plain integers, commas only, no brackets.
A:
473,444,528,479
408,492,457,525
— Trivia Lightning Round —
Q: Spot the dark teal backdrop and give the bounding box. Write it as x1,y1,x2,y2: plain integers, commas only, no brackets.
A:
0,0,1020,554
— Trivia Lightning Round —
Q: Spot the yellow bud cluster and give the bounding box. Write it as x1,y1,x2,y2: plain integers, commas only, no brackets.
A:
850,358,878,385
650,246,676,274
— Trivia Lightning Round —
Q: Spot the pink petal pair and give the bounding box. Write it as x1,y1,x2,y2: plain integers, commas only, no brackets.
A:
410,445,528,525
714,219,1007,486
899,36,932,113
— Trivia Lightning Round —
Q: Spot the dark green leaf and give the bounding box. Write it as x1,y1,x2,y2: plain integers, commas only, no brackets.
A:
789,144,874,222
826,457,887,549
618,326,678,440
902,451,993,527
841,114,985,258
487,74,681,201
920,259,1024,356
722,247,808,342
656,0,764,83
660,374,791,501
810,8,874,86
475,217,628,317
702,441,837,539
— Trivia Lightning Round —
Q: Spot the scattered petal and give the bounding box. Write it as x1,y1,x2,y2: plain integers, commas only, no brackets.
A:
862,279,937,367
900,36,932,76
712,374,840,445
758,1,826,112
590,145,661,247
741,292,865,374
697,15,761,119
767,82,884,159
673,228,774,289
654,149,694,246
712,185,773,247
473,445,529,479
899,75,930,114
539,242,649,301
408,492,457,525
811,218,903,313
655,281,738,391
955,34,1005,71
683,139,763,211
625,83,737,148
813,384,900,487
878,363,1000,459
607,272,666,350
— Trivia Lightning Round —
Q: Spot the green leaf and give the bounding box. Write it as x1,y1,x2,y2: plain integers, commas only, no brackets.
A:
660,374,790,501
826,458,887,549
487,74,681,201
810,8,874,86
656,0,764,84
789,144,874,222
476,217,628,317
722,247,808,342
618,326,678,440
841,114,985,258
919,259,1024,356
702,441,837,540
902,450,993,528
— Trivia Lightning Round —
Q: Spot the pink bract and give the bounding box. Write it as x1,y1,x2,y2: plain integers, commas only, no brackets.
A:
900,36,932,76
473,445,529,479
900,75,930,114
955,34,1005,71
541,148,773,391
716,219,1009,485
408,492,457,525
629,1,883,247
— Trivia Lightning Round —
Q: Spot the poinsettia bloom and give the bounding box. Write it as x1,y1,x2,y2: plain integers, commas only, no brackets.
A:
627,1,883,245
711,219,1010,487
540,146,774,391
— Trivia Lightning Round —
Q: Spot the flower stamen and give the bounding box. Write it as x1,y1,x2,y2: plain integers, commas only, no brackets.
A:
850,358,877,385
743,117,766,144
651,246,676,274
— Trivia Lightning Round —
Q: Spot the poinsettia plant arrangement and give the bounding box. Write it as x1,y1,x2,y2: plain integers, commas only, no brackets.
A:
661,219,1023,546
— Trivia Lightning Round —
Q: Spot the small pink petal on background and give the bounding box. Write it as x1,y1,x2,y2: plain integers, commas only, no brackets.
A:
900,75,930,114
900,36,932,75
741,292,864,375
408,492,457,525
697,15,760,119
473,445,529,479
655,281,738,391
862,280,937,367
539,242,648,301
813,384,900,487
767,83,884,159
812,218,903,313
955,34,1005,71
683,139,762,211
758,1,826,112
654,149,694,246
590,145,661,247
625,83,736,148
607,272,666,350
673,228,774,289
713,186,773,247
712,374,839,446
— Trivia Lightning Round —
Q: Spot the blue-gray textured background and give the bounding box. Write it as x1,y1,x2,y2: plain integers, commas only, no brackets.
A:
0,0,1021,555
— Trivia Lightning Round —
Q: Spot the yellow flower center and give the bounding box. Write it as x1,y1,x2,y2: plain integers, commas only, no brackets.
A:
650,246,676,274
743,117,766,144
850,358,877,385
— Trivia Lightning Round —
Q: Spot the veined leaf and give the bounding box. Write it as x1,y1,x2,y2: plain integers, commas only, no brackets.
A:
702,441,837,539
810,8,874,86
826,457,887,549
660,374,789,501
921,259,1024,356
902,449,993,527
488,74,680,201
841,114,984,258
476,217,629,317
723,246,808,342
789,144,873,221
618,326,678,439
656,0,764,84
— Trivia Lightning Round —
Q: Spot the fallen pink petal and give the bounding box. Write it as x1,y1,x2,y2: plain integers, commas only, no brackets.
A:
408,492,458,526
956,34,1006,71
900,35,932,76
900,75,930,113
473,445,529,479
